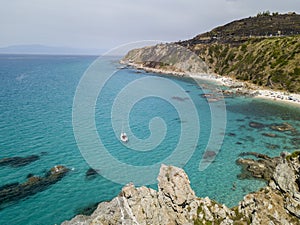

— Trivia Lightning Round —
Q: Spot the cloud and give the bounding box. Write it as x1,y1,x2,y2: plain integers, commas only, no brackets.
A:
0,0,299,49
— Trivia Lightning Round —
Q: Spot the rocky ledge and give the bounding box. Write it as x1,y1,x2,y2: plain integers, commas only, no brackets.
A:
62,152,300,225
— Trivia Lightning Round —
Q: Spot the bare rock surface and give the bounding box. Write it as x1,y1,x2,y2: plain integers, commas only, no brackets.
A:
120,43,210,76
63,152,300,225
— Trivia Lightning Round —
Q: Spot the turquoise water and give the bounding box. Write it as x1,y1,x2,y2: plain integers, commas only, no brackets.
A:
0,54,300,224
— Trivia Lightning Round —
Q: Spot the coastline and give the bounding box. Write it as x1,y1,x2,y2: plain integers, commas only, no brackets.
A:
122,61,300,107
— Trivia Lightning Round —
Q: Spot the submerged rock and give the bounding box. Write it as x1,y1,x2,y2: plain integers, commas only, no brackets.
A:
0,155,40,167
85,168,99,179
228,132,236,137
270,122,296,132
292,137,300,147
237,152,279,181
265,143,280,150
75,202,100,216
262,132,278,138
249,121,265,129
171,96,189,102
0,165,69,209
202,150,217,159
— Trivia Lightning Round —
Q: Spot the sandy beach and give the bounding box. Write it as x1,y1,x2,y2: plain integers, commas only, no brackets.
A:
124,62,300,107
204,74,300,106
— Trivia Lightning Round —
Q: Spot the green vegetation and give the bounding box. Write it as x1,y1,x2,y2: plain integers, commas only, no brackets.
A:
178,13,300,93
194,204,251,224
207,35,300,93
286,151,300,161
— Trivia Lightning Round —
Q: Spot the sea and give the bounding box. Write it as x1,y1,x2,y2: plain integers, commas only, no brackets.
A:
1,54,300,225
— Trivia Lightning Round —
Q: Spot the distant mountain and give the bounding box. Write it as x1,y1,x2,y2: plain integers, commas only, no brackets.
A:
0,44,106,55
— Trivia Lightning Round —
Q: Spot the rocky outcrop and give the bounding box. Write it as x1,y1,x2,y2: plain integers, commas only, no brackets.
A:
0,155,40,167
120,43,209,76
0,165,69,209
63,164,245,225
63,152,300,225
237,151,300,224
236,152,281,180
63,165,199,225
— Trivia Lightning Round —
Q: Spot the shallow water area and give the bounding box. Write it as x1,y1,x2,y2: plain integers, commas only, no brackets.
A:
0,55,300,224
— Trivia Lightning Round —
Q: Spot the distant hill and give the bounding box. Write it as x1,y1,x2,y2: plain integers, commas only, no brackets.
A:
177,12,300,93
0,44,105,55
122,12,300,92
180,12,300,45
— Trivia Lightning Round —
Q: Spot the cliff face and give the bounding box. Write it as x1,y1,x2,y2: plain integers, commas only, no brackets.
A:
121,43,209,76
63,152,300,225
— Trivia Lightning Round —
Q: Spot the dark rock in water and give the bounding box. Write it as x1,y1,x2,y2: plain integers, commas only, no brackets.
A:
237,152,279,181
291,137,300,147
239,125,246,129
249,121,265,129
0,165,69,209
85,168,99,179
75,202,100,216
245,136,255,143
203,150,216,159
46,165,69,178
239,151,271,160
0,155,40,167
26,173,34,179
239,136,255,143
237,173,253,180
262,133,277,138
270,122,296,132
0,183,19,192
265,143,280,150
228,132,236,137
171,96,189,102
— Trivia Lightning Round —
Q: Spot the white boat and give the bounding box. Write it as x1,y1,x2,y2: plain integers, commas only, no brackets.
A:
120,132,128,143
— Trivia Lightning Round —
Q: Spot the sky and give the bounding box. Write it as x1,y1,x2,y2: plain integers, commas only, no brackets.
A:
1,0,300,51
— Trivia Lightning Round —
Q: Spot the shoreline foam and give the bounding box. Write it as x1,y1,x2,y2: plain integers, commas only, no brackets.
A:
123,61,300,107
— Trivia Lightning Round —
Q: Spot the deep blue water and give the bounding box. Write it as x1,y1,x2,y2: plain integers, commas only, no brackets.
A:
1,54,300,225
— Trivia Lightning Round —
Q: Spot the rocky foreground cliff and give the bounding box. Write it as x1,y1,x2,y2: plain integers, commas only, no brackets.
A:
63,152,300,225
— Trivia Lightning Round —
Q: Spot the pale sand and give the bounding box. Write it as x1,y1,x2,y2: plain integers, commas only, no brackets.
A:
122,62,300,107
194,74,300,107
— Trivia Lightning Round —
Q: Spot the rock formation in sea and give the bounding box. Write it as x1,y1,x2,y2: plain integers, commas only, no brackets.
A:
0,165,69,209
0,155,40,167
62,152,300,224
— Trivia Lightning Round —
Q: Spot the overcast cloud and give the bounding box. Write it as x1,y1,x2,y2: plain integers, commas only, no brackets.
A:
0,0,299,49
